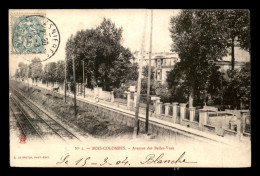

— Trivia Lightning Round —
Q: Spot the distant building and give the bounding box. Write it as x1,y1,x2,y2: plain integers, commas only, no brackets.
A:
132,51,179,83
132,46,250,83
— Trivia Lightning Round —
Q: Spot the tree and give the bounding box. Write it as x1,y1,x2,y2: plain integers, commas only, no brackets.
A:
56,60,65,84
29,58,42,83
48,62,57,86
41,62,56,86
125,62,138,82
41,64,49,85
142,65,155,80
17,62,28,81
65,18,135,91
220,10,250,70
169,10,228,107
223,63,250,109
15,69,20,80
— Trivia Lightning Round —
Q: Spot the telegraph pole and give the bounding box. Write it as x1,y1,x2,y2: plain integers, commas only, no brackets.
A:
133,10,147,137
64,59,67,102
46,64,48,87
73,44,77,118
83,60,85,98
145,10,153,134
27,67,29,92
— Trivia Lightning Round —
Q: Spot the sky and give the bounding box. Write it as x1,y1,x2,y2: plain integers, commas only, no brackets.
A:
9,9,180,76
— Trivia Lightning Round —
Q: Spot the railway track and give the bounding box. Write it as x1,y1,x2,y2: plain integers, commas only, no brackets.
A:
10,86,81,143
9,96,44,142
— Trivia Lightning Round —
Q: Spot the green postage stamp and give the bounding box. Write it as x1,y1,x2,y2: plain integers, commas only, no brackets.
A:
11,14,46,54
10,13,60,61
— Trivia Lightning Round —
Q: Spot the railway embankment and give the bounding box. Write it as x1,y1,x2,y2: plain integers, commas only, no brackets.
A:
11,81,135,139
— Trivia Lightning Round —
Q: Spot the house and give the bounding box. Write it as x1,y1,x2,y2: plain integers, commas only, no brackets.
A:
132,51,179,83
132,46,250,83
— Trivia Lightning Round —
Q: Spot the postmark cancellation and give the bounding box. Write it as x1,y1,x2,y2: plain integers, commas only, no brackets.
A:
10,12,60,61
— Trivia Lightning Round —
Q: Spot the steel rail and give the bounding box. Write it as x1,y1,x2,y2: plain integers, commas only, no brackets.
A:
11,87,81,142
10,96,45,142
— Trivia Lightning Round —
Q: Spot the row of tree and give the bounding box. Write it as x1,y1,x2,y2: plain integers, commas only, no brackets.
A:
14,58,65,86
15,57,43,83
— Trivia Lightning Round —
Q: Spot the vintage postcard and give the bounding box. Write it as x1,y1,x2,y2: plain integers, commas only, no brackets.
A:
9,9,251,167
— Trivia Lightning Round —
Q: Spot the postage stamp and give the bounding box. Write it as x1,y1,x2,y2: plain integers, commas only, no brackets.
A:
10,13,60,62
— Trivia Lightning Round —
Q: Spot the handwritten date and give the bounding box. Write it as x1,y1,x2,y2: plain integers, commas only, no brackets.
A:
56,154,130,166
56,152,196,166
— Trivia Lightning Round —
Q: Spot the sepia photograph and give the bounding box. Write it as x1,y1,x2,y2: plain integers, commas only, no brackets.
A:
9,9,251,167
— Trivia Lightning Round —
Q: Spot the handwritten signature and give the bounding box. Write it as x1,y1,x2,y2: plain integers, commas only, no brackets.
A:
56,152,197,166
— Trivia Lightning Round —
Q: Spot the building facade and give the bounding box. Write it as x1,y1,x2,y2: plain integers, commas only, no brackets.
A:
132,47,250,83
132,51,179,83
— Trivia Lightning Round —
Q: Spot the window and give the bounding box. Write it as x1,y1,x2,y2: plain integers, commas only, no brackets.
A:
157,69,162,81
157,59,161,68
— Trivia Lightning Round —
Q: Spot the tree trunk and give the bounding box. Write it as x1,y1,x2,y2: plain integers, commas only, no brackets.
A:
189,87,194,108
231,37,235,70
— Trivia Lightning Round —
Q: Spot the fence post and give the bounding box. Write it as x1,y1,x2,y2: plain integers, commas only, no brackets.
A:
126,91,131,109
94,87,99,103
98,87,102,99
81,83,83,95
180,103,186,124
189,107,196,122
110,91,114,104
172,102,178,123
155,98,160,117
68,82,71,93
165,103,170,117
236,119,242,140
134,92,137,108
241,111,250,134
157,102,162,117
76,83,78,95
199,109,208,131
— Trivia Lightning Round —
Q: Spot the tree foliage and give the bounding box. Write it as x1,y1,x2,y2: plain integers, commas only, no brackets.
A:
29,57,42,83
223,63,251,109
220,10,250,51
17,62,28,80
217,10,250,70
56,60,65,83
142,65,155,80
41,61,65,85
169,10,227,106
65,18,136,91
168,9,250,108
